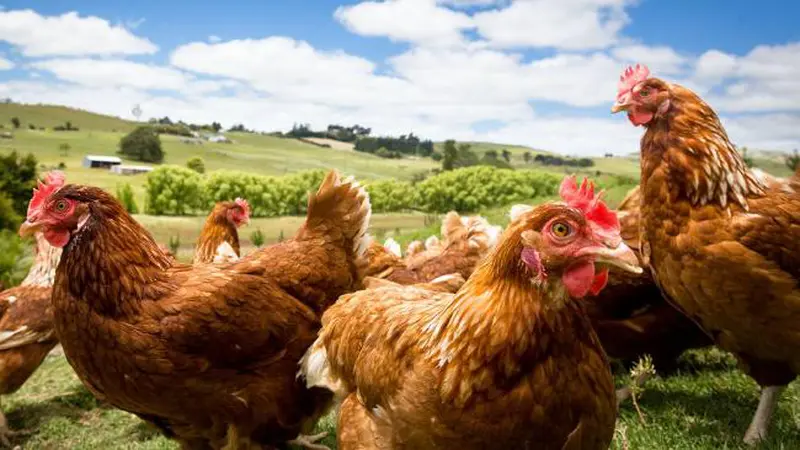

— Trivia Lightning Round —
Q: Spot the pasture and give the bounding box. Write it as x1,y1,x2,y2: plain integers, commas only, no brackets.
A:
1,104,799,449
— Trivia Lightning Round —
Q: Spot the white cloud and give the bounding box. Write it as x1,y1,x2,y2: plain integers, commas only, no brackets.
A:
612,45,687,75
334,0,474,47
473,0,633,50
0,9,157,56
438,0,509,6
1,5,798,157
686,42,800,112
31,59,188,90
0,55,12,70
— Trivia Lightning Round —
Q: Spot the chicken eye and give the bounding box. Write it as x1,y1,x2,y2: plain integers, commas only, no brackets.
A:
551,222,571,238
639,88,650,97
55,200,68,212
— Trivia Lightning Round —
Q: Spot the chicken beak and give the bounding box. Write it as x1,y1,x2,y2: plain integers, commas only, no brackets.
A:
611,102,629,114
19,219,42,238
581,242,642,274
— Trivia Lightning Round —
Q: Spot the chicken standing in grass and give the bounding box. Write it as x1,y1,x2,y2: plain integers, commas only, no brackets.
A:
612,63,800,444
301,176,641,450
19,170,371,449
0,227,62,446
193,198,250,264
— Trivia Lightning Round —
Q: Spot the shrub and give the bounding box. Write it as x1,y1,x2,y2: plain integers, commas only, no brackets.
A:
0,193,21,231
10,117,20,129
28,123,36,130
415,166,560,213
0,151,38,229
0,229,29,287
119,126,164,163
186,157,205,174
144,166,205,215
366,179,416,213
115,183,139,214
250,229,265,248
203,169,325,218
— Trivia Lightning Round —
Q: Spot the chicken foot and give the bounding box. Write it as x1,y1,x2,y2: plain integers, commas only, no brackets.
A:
287,432,330,450
743,385,785,445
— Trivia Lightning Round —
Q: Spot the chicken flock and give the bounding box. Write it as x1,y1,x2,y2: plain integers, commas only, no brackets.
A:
0,63,796,449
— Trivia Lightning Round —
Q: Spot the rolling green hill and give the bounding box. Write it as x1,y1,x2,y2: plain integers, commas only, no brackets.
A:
0,103,137,133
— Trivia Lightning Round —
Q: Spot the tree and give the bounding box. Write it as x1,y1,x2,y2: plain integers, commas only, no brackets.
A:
212,122,222,133
442,139,458,171
785,149,800,173
10,117,20,129
59,142,71,157
523,151,532,164
119,126,164,163
186,156,205,174
0,151,37,230
501,149,511,163
65,121,73,131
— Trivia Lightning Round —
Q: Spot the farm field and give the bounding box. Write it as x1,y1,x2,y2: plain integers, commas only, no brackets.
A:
2,103,800,449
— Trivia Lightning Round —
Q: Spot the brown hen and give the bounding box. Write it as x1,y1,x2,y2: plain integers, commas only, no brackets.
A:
612,63,800,444
301,176,642,450
0,231,62,445
19,170,371,449
193,198,250,264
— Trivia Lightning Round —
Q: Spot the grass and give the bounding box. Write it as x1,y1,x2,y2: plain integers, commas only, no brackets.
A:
5,349,798,449
0,128,438,206
0,104,137,133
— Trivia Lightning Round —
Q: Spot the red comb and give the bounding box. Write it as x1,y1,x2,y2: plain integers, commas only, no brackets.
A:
559,175,619,231
234,197,250,216
27,171,66,219
617,63,650,99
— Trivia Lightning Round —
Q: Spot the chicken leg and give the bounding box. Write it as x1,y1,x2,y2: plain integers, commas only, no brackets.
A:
743,385,785,445
288,432,330,450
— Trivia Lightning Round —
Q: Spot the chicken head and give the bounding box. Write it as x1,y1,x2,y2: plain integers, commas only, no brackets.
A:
502,176,641,300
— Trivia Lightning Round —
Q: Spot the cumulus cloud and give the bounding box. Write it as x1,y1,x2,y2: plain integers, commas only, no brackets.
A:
0,55,12,70
334,0,474,47
0,9,157,56
0,4,797,156
472,0,634,50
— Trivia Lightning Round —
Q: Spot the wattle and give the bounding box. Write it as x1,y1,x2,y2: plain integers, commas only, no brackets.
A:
44,228,71,248
562,262,610,298
628,109,653,126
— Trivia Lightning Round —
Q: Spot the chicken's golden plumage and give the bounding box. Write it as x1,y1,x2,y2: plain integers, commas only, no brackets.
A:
19,170,371,449
613,63,800,444
301,176,642,450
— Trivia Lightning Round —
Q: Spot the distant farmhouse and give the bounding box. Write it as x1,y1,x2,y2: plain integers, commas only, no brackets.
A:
110,164,153,175
83,155,121,169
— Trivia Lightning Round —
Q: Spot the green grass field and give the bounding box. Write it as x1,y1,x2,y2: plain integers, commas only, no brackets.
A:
5,348,798,449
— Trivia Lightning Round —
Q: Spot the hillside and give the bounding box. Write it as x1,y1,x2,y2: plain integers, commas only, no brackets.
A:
0,103,137,133
1,103,793,205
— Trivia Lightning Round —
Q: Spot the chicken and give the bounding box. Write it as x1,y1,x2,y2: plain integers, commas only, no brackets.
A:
19,169,371,449
0,230,62,445
612,63,800,444
193,198,250,264
404,240,424,259
586,185,712,377
300,176,642,449
363,273,466,294
383,238,402,258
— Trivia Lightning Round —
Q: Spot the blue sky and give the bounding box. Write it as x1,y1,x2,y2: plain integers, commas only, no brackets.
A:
0,0,798,156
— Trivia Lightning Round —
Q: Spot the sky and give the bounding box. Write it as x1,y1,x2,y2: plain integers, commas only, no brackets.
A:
0,0,798,156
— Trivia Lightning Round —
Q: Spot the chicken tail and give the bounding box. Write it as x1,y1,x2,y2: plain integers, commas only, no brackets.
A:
298,337,347,399
303,170,372,264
